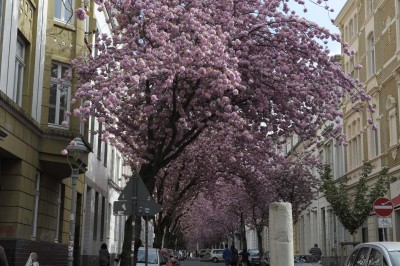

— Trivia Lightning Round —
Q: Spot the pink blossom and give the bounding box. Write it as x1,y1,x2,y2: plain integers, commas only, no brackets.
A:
75,8,87,21
61,149,68,155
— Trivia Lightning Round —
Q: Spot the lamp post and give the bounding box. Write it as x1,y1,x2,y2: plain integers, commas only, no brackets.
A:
66,137,88,266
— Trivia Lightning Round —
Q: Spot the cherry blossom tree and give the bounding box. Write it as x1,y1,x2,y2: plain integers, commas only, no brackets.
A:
70,0,369,264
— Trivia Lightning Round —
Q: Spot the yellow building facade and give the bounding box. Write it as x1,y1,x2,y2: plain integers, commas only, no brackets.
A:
294,0,400,264
0,0,95,265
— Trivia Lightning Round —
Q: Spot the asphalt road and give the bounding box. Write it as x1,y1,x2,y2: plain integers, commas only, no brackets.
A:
180,258,224,266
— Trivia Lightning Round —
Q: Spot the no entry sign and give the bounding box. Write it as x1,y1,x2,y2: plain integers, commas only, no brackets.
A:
373,197,394,217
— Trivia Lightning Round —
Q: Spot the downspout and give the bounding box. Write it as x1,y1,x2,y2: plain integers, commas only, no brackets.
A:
55,183,61,243
31,172,40,240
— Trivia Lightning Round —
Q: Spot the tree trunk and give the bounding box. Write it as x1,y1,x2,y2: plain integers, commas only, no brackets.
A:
120,216,133,266
256,226,264,261
240,212,247,251
153,214,166,248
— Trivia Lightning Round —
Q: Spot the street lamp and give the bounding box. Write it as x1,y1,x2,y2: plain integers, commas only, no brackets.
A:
66,137,88,266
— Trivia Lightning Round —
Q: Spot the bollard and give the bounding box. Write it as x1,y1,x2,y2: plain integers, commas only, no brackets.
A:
269,202,294,266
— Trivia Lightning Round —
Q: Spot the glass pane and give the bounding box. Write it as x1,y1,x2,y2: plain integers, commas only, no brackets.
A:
61,65,69,79
355,247,370,266
16,39,24,58
54,0,61,19
49,83,57,105
58,109,65,125
48,107,55,123
63,0,72,21
368,248,383,266
60,86,68,108
51,63,58,78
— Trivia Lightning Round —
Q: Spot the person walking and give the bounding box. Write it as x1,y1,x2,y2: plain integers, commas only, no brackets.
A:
309,244,322,262
239,249,250,266
99,243,110,266
223,244,232,266
230,245,238,266
0,245,8,266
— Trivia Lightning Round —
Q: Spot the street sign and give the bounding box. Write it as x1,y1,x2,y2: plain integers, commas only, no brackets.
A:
113,200,132,216
137,200,162,216
118,174,151,201
373,197,394,217
378,218,392,228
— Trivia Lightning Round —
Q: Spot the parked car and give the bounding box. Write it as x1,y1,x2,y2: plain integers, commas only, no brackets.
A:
248,250,259,265
294,254,320,265
137,247,168,266
204,249,224,263
199,249,210,258
344,242,400,266
160,249,180,266
250,251,270,266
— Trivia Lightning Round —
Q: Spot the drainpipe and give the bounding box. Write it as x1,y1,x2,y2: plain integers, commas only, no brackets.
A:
31,172,40,240
55,183,61,243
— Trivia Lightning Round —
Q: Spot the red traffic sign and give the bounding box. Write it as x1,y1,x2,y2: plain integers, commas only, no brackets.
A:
373,197,393,217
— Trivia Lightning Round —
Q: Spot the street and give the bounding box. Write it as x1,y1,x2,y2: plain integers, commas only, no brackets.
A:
181,258,224,266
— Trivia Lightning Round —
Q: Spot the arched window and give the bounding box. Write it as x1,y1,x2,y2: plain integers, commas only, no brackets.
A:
368,33,375,75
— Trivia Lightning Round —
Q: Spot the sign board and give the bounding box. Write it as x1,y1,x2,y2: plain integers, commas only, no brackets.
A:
113,200,131,216
137,200,162,216
118,174,151,201
378,217,392,228
373,197,394,217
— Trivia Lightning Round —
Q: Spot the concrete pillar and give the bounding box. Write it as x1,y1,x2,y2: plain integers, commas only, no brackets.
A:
269,202,294,266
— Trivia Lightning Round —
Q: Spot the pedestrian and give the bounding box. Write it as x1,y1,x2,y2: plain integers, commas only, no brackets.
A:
309,244,322,262
230,245,238,266
0,245,8,266
239,249,250,266
99,243,110,266
223,244,232,266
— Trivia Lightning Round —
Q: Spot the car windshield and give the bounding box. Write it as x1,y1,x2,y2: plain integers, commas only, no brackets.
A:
137,250,158,264
249,250,259,256
389,251,400,265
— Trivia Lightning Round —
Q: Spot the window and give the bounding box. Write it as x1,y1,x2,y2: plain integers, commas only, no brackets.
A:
347,118,362,170
104,143,108,167
0,0,3,72
49,62,70,127
100,196,105,241
354,247,370,265
367,0,374,14
335,141,344,179
90,116,95,144
97,122,102,159
362,221,368,243
349,19,354,39
389,109,397,147
93,191,98,240
368,248,385,265
54,0,74,23
368,33,376,75
14,37,25,106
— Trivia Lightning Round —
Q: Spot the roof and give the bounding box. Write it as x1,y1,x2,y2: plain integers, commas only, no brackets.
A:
356,242,400,252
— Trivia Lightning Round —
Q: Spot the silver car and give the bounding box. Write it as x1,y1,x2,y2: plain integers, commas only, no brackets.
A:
344,242,400,266
204,249,224,263
137,247,168,266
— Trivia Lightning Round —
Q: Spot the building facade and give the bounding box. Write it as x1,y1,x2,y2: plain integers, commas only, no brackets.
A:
0,0,127,265
295,0,400,264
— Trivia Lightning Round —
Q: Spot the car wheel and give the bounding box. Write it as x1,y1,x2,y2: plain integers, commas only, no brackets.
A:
212,257,218,263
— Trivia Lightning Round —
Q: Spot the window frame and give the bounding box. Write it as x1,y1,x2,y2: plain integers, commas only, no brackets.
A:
48,62,71,128
54,0,75,24
368,33,376,76
14,36,26,106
